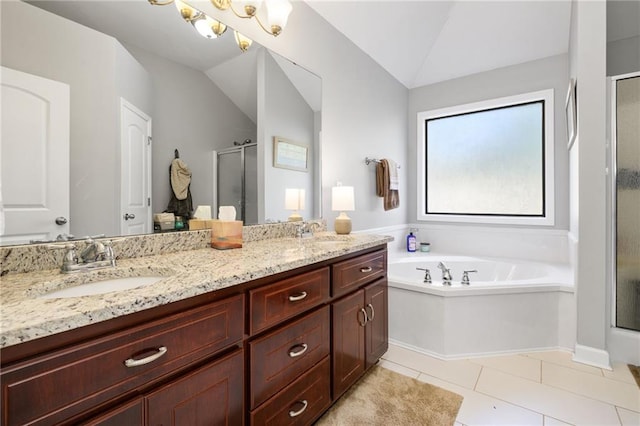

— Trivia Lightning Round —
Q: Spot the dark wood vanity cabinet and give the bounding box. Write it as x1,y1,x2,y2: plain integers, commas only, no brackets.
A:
331,278,388,399
1,245,388,426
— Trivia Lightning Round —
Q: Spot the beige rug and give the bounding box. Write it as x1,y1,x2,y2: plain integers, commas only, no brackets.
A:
629,365,640,389
316,366,463,426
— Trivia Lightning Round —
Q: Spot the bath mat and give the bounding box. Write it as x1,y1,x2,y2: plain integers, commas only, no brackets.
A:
629,365,640,389
315,365,463,426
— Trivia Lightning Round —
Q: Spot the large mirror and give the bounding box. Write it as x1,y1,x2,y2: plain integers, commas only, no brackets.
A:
0,0,322,246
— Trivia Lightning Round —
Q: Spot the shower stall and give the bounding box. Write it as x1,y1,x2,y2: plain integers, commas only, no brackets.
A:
214,142,258,224
611,73,640,332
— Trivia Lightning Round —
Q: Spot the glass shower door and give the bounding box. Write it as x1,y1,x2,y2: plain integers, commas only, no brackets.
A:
614,74,640,331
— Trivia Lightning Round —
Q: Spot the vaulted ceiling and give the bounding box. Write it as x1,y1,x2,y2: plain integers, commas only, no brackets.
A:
25,0,640,91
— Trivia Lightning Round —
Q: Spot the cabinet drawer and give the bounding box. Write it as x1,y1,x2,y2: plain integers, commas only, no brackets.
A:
1,294,243,426
250,267,330,335
250,356,331,425
249,305,330,409
332,250,386,297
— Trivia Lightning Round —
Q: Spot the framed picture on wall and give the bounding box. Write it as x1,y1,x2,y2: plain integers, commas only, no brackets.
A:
566,78,577,150
273,137,309,172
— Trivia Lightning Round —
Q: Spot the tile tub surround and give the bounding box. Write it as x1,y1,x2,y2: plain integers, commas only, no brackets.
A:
0,232,392,348
0,221,326,276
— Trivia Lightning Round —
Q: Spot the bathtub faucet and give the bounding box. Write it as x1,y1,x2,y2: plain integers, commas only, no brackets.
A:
437,262,453,286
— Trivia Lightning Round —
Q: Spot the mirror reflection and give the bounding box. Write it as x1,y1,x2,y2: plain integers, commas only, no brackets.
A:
0,0,322,246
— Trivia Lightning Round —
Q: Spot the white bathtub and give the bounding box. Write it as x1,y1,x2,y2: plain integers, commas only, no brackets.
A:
387,253,575,358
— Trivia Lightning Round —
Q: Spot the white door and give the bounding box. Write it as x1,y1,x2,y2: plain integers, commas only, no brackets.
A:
0,67,70,245
120,98,152,236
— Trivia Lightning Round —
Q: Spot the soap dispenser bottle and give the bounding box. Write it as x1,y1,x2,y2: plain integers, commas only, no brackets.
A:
407,231,417,252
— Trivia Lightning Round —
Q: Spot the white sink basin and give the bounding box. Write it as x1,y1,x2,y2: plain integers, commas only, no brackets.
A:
37,276,166,299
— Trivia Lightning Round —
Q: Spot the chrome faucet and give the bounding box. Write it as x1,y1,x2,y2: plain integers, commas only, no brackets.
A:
437,262,453,286
297,220,323,238
47,237,116,273
416,267,432,284
461,270,478,286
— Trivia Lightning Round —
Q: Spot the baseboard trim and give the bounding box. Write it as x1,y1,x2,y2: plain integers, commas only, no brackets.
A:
573,343,612,370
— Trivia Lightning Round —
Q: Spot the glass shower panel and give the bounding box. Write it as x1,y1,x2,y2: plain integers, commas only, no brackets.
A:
217,150,243,222
615,75,640,331
244,144,258,225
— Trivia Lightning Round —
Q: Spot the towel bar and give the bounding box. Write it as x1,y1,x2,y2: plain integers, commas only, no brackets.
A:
365,157,401,168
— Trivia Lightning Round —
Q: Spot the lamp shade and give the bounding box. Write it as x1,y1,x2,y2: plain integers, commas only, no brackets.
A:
285,188,305,210
332,186,355,211
265,0,292,34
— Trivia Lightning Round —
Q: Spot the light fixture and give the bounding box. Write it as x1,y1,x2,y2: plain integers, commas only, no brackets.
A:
234,31,253,52
285,188,305,222
332,183,355,235
210,0,292,36
149,0,263,52
149,0,292,46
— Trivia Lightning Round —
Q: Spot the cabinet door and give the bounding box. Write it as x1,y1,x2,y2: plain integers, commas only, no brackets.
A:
365,278,388,368
331,289,366,399
146,349,243,426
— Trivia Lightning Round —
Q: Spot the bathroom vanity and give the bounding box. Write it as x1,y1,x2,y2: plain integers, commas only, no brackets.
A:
0,233,390,425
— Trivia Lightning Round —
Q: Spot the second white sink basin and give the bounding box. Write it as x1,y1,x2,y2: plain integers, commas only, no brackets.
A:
37,276,166,299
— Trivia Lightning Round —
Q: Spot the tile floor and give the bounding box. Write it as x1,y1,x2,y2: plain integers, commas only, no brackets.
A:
380,343,640,425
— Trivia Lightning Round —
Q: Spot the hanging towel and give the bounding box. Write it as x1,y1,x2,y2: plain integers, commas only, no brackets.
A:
170,158,191,201
388,159,399,190
166,158,193,220
376,159,400,211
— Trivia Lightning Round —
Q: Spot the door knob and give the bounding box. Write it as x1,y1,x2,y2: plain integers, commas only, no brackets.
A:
123,213,136,220
55,217,68,225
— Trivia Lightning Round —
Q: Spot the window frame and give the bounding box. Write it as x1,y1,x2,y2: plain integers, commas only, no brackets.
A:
416,89,555,226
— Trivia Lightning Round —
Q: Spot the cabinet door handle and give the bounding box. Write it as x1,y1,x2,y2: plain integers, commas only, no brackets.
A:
360,266,373,273
366,303,375,321
288,291,308,302
124,346,167,367
288,400,308,417
359,308,368,327
288,343,308,358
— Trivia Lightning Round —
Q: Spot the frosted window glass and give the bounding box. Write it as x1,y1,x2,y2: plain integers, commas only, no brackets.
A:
425,101,544,216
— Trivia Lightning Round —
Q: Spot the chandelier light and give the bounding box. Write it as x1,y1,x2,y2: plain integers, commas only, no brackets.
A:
148,0,292,51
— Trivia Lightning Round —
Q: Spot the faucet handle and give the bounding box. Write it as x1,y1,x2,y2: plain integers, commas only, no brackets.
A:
461,270,478,285
416,267,432,284
46,243,78,270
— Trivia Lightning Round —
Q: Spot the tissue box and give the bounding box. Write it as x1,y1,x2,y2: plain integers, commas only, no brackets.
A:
154,213,175,231
188,219,214,230
210,220,243,250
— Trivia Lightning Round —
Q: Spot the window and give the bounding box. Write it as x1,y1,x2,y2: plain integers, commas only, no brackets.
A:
417,89,554,225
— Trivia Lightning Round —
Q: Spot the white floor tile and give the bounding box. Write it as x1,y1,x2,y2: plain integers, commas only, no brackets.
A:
617,407,640,426
476,367,621,425
378,359,420,379
603,362,638,385
416,371,543,426
542,362,640,412
524,351,604,376
383,344,481,389
470,354,541,382
543,416,573,425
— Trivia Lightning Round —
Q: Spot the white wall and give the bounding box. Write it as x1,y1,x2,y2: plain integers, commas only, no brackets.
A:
199,1,409,232
124,45,256,217
569,0,611,368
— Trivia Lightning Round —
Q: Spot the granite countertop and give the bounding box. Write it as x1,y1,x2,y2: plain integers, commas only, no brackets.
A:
0,233,392,348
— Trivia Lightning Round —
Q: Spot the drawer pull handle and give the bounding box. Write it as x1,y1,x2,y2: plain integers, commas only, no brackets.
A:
288,291,308,302
289,400,308,417
124,346,167,367
359,308,368,327
366,303,375,321
360,266,373,273
288,343,308,358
